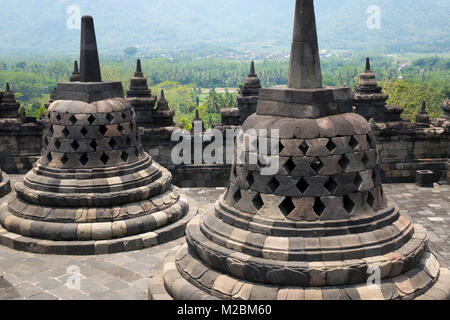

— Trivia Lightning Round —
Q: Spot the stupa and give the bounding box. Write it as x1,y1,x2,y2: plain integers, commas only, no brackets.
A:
153,90,175,127
353,58,389,122
161,0,450,300
126,59,157,127
0,16,197,255
237,61,261,124
416,101,430,128
0,83,21,119
70,61,80,82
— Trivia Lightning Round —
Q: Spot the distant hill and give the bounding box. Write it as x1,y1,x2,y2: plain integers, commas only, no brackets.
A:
0,0,449,57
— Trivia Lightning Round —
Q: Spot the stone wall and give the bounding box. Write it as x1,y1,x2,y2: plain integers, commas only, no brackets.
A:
0,119,42,173
140,126,233,188
373,122,448,183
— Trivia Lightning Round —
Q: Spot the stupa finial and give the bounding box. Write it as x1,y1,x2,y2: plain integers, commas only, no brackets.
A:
288,0,323,89
137,59,142,73
5,83,10,92
249,61,256,76
79,16,102,82
135,59,144,78
365,57,371,72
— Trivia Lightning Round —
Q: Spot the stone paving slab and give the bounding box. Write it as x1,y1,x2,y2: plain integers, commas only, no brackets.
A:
0,174,448,300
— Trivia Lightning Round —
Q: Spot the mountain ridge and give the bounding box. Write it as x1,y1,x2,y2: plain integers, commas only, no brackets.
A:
0,0,448,56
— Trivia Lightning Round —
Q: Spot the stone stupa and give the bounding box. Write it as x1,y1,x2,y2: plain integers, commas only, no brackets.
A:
0,83,21,121
237,61,261,124
353,58,389,122
0,16,197,255
126,59,157,127
160,0,450,300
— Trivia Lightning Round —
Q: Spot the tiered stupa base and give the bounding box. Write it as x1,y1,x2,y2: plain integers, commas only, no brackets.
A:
158,198,450,300
0,157,197,255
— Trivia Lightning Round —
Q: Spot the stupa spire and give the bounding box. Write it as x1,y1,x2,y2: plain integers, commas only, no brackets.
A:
249,61,256,76
5,83,10,92
135,59,144,78
365,57,371,72
70,61,80,82
288,0,323,89
79,16,102,82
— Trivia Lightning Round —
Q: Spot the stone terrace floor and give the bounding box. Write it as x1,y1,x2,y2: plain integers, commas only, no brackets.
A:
0,175,449,300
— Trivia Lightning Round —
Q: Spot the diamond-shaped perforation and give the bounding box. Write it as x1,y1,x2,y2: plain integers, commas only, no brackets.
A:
310,158,324,173
69,115,77,125
54,139,61,150
79,154,88,166
90,140,98,151
367,192,375,208
134,147,139,157
106,113,114,123
339,155,350,170
49,125,54,135
87,115,96,125
60,154,69,165
126,136,132,146
121,112,127,120
299,141,309,154
99,125,107,136
232,166,237,178
100,153,109,165
70,140,80,151
278,141,284,154
349,136,359,150
326,139,337,152
43,137,48,147
279,197,295,217
56,114,61,122
324,177,338,194
343,195,355,214
252,193,264,210
354,173,363,189
121,151,129,162
296,178,309,194
246,172,254,187
80,127,88,137
46,152,53,162
62,127,70,138
362,153,370,166
267,177,280,192
233,189,242,203
108,138,117,149
117,124,124,134
283,158,296,175
313,198,325,216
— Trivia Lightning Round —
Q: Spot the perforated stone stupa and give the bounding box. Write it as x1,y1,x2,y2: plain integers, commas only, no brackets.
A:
0,16,197,255
161,0,450,300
